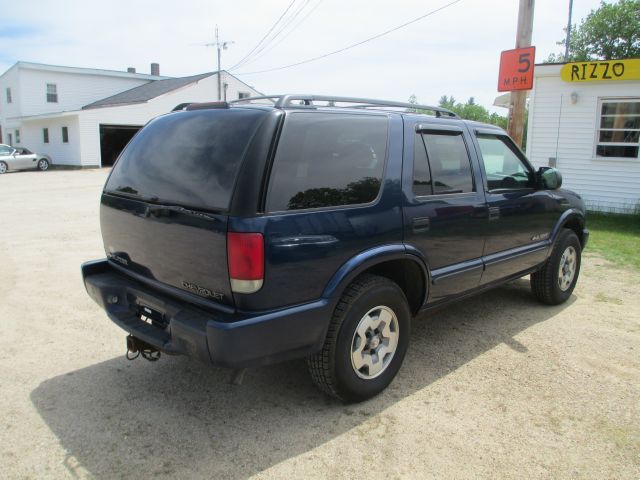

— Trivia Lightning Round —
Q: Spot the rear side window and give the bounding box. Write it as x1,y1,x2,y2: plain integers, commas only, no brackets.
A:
414,131,474,195
105,108,267,211
267,112,388,212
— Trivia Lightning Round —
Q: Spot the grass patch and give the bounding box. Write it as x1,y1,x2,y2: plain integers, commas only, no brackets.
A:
586,212,640,271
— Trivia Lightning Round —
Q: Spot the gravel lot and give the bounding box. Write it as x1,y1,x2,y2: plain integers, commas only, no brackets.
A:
1,169,638,479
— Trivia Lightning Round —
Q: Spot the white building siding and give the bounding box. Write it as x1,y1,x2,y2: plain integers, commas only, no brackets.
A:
21,115,81,165
17,68,152,117
0,66,21,121
527,64,640,213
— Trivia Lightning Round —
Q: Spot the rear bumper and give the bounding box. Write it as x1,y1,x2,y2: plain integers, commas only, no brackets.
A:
81,259,331,368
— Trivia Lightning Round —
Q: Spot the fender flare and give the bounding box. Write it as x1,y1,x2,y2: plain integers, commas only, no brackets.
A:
550,208,586,245
321,243,430,307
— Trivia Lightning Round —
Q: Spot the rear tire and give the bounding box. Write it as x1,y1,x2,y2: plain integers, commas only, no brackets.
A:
37,159,49,171
307,274,411,402
0,161,7,174
531,229,581,305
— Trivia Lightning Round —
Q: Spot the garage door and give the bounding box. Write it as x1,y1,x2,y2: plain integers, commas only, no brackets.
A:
100,124,142,167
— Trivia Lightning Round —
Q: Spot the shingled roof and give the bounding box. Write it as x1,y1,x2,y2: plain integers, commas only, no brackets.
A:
82,72,215,109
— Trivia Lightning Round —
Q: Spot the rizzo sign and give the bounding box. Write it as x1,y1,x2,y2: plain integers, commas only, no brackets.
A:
560,59,640,82
498,46,536,92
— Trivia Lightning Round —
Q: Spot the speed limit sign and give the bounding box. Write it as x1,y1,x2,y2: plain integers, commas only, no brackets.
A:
498,46,536,92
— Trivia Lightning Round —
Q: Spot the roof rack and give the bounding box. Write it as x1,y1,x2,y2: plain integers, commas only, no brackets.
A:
229,94,458,118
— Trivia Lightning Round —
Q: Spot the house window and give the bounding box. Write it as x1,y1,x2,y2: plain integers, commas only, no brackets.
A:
46,83,58,103
15,129,20,144
62,126,69,143
43,128,49,143
6,87,11,104
8,133,12,145
596,99,640,158
238,92,251,99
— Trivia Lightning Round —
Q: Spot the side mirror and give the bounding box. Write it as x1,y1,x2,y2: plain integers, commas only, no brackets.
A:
537,167,562,190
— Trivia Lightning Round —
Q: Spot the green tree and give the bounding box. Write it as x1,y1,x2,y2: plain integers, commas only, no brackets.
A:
409,95,513,140
439,96,508,129
548,0,640,62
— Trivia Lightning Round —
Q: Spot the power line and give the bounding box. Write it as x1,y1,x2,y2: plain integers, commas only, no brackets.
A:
235,0,464,75
229,0,297,71
234,0,314,71
233,0,324,71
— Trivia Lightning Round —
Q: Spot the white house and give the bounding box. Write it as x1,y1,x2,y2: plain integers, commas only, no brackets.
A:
0,62,260,167
526,60,640,213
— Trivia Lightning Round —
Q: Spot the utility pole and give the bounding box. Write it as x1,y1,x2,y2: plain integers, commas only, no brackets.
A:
564,0,574,60
205,26,234,100
508,0,535,147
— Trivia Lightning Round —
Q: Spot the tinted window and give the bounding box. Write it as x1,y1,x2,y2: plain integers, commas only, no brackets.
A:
477,134,534,190
105,108,268,211
267,113,388,211
413,134,432,196
423,132,474,194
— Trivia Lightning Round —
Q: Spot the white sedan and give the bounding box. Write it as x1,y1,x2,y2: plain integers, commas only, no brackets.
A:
0,144,52,174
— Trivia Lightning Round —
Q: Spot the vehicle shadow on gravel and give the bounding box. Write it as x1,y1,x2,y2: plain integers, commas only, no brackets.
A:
31,278,575,479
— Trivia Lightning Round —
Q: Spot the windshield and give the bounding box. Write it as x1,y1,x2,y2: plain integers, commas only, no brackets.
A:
105,108,268,211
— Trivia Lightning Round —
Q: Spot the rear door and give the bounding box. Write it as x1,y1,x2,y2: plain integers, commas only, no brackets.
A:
100,107,270,308
233,110,403,312
470,129,557,284
402,119,487,304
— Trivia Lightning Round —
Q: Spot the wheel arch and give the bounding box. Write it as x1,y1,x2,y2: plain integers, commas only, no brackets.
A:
322,244,430,315
552,209,587,248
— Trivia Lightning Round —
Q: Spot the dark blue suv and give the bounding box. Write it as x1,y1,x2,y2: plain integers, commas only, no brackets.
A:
82,95,588,402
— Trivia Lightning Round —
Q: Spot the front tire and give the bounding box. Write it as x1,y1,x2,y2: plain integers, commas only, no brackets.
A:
307,274,411,402
531,229,581,305
0,161,7,174
37,158,49,171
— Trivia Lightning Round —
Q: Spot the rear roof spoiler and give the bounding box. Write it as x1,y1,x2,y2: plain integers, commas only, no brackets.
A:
171,102,230,112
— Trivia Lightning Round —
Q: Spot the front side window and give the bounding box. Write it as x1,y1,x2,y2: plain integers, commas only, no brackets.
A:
267,113,388,212
596,100,640,158
477,134,534,190
6,87,11,103
417,131,474,195
46,83,58,103
62,126,69,143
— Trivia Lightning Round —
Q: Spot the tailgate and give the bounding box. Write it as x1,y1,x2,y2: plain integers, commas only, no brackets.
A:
100,194,233,306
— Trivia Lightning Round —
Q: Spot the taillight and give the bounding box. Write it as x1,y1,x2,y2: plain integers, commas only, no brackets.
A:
227,232,264,294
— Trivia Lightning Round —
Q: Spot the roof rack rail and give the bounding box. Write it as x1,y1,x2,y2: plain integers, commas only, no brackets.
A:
229,94,459,118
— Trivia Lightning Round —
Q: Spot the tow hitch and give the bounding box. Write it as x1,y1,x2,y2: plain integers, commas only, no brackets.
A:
126,335,161,362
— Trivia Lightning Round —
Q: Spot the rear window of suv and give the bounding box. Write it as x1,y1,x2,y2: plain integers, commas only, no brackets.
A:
105,108,268,211
266,112,388,212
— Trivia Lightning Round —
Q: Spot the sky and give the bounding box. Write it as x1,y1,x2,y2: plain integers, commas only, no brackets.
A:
0,0,604,113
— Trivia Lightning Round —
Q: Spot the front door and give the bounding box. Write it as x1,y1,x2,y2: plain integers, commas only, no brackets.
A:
402,120,487,304
471,129,558,284
14,149,37,169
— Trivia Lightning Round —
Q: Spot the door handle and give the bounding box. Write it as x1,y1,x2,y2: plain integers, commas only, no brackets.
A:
412,217,430,233
488,207,500,220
